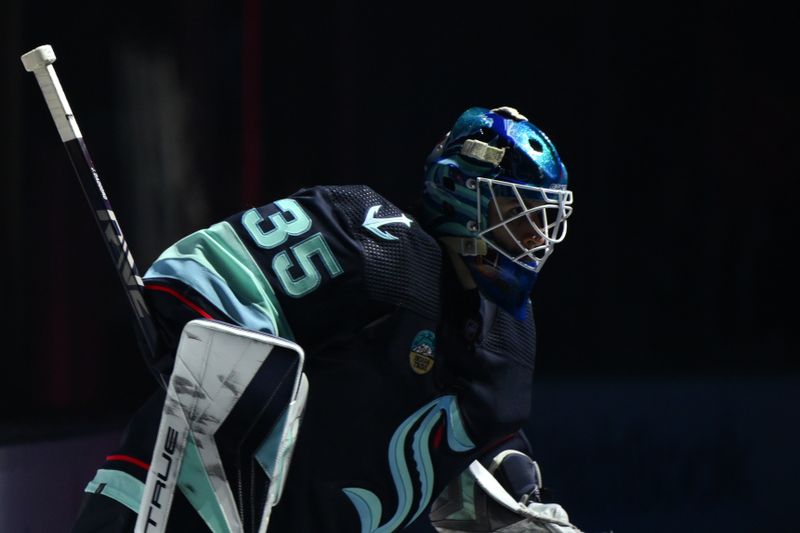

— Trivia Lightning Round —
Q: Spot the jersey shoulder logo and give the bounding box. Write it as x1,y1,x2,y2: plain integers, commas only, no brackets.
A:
409,330,436,375
362,205,412,241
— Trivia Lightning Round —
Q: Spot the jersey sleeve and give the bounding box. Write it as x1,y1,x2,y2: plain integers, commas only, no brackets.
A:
143,185,442,352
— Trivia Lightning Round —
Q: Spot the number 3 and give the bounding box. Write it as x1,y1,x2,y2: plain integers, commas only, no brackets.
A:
241,199,312,249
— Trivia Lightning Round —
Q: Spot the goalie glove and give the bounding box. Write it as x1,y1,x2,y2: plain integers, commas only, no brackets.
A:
430,450,583,533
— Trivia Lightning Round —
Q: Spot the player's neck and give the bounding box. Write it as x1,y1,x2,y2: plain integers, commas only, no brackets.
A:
439,238,478,290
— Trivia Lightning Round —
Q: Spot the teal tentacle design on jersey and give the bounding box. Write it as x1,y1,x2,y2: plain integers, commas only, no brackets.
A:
440,395,475,453
144,221,294,340
407,407,440,525
342,395,476,533
342,488,384,532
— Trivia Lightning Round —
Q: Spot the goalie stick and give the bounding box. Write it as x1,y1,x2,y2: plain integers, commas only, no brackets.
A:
20,44,166,387
22,46,309,531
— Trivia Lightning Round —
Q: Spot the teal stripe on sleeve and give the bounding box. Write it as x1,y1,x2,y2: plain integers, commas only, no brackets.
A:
84,469,144,513
145,221,294,340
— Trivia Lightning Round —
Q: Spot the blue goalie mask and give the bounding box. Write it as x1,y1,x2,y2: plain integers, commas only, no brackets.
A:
421,106,573,315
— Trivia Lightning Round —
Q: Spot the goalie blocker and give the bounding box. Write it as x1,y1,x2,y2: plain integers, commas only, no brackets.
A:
77,319,307,533
138,319,308,533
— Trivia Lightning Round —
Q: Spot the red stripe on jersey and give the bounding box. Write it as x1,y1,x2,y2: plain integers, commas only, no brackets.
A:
106,454,150,471
145,284,213,319
432,421,444,450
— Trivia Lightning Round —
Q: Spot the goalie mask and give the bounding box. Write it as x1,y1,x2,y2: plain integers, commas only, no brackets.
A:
421,106,573,316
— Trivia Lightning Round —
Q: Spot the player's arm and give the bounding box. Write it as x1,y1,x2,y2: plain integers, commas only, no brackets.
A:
123,186,413,532
143,185,399,355
114,200,332,532
142,216,293,344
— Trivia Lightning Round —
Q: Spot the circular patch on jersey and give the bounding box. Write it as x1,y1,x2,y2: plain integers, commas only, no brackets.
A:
409,330,436,375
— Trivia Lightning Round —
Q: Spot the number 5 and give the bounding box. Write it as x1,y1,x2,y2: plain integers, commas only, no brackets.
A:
272,234,343,297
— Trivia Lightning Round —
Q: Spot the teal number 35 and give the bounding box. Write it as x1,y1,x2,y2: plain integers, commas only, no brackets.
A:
241,199,344,297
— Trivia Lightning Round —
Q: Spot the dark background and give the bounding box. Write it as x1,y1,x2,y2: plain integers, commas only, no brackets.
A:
1,0,797,531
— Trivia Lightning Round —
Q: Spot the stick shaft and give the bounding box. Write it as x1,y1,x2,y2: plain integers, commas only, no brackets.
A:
23,45,166,386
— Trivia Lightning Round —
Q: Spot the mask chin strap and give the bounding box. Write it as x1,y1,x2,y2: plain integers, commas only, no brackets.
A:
437,236,487,291
438,236,488,257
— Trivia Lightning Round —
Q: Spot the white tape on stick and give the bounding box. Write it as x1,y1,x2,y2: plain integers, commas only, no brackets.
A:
20,45,82,142
20,45,56,71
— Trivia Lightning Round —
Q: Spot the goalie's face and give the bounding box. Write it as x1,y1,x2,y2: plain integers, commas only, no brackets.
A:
488,196,547,253
477,177,573,273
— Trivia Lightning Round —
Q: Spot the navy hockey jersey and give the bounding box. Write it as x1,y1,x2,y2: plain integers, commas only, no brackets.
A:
77,185,537,533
